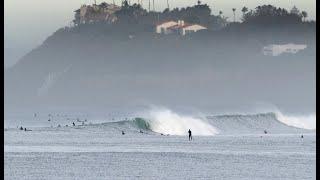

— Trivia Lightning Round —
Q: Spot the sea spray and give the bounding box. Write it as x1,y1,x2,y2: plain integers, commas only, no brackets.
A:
145,108,219,136
275,111,316,130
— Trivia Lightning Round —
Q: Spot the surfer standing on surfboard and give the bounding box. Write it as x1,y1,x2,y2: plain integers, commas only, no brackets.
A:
188,129,192,141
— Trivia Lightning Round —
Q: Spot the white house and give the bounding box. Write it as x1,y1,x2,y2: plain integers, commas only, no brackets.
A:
156,20,207,36
180,24,207,36
262,43,307,56
156,21,179,34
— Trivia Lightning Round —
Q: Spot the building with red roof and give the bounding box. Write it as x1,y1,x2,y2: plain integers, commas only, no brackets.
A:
156,20,207,36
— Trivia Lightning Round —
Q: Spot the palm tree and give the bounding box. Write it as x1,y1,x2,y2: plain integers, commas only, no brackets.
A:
241,6,248,17
301,11,308,21
232,8,236,22
153,0,155,11
290,6,300,15
167,0,169,9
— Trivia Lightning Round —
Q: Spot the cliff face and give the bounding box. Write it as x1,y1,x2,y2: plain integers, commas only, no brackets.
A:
4,23,316,113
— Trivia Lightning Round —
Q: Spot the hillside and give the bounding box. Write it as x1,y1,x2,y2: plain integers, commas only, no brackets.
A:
4,7,316,113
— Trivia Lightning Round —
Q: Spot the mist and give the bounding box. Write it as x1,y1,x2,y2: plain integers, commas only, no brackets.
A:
4,2,316,119
4,0,316,68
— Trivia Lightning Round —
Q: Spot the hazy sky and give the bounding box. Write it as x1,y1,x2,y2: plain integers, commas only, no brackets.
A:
4,0,316,67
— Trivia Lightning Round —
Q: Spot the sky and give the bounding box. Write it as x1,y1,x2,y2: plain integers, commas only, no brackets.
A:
4,0,316,68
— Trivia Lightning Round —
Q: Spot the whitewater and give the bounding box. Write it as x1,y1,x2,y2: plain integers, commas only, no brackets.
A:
4,109,316,179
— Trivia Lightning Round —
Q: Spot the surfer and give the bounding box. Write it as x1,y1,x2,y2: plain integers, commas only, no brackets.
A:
122,131,125,135
301,134,304,138
20,126,23,130
264,130,268,134
188,129,192,141
140,130,143,133
73,122,75,126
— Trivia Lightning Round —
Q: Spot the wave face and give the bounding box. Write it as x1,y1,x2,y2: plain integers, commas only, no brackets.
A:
206,112,313,134
104,111,313,136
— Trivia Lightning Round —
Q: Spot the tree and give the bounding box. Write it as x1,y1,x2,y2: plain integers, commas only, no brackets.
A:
241,6,248,17
122,0,129,7
73,9,81,25
301,11,308,21
290,6,300,15
241,5,303,26
115,2,147,24
232,8,236,22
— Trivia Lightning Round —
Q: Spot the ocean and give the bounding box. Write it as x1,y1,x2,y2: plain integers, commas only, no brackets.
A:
4,109,316,179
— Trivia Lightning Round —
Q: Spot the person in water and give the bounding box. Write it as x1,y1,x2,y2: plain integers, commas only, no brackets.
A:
73,122,75,126
122,131,125,135
188,129,192,141
20,126,23,130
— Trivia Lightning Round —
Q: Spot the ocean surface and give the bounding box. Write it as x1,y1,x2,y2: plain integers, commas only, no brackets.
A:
4,110,316,179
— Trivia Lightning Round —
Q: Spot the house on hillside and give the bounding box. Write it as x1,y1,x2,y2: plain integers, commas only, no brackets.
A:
262,43,307,56
155,21,179,34
156,20,207,36
180,24,207,36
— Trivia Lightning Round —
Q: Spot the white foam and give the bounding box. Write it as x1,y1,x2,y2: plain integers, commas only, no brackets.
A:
275,111,316,130
146,108,219,136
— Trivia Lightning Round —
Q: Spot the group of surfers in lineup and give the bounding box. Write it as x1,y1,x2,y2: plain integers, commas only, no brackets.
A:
24,114,305,139
18,125,304,139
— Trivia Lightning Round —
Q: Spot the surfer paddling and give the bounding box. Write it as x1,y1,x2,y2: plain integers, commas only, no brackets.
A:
188,129,192,141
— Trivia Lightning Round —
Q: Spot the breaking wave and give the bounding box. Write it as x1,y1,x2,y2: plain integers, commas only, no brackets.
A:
111,109,218,136
275,111,316,130
104,109,314,136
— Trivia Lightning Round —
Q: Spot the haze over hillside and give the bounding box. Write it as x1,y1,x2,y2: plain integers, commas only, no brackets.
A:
4,2,315,115
4,0,316,68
